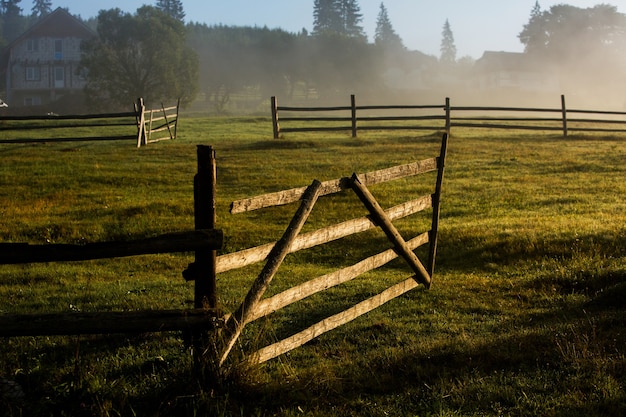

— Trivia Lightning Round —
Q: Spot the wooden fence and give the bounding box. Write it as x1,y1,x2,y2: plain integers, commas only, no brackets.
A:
0,145,222,337
271,95,626,138
217,133,448,366
0,98,180,147
136,98,181,147
0,135,448,371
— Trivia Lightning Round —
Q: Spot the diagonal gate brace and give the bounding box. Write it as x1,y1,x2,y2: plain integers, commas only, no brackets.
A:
219,179,323,366
350,173,431,289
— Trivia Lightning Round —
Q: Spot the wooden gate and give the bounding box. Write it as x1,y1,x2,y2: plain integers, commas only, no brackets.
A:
216,133,448,366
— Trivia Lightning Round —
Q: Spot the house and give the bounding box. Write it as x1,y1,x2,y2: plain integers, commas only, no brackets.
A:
0,8,95,112
473,51,560,94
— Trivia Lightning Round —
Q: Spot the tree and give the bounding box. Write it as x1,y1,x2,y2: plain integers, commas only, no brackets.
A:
155,0,184,22
313,0,365,39
31,0,52,19
518,1,547,54
374,2,403,50
339,0,365,39
440,19,456,64
80,6,198,110
519,4,626,60
1,0,25,42
313,0,342,36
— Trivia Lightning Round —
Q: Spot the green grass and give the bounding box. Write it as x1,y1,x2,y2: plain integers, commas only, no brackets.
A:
0,117,625,416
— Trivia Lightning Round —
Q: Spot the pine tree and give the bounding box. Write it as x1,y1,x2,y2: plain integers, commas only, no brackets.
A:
339,0,365,39
313,0,342,36
155,0,185,22
440,19,456,64
31,0,51,19
1,0,24,42
518,1,547,54
374,2,403,50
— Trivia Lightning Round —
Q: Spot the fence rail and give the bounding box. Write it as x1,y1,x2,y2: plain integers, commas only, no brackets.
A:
0,98,180,147
271,95,626,138
0,146,222,338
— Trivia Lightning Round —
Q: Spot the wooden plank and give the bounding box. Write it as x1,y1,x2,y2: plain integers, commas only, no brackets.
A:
0,229,222,264
428,134,449,277
0,309,222,337
0,136,138,144
249,232,429,322
219,180,323,366
218,195,432,273
252,277,419,364
0,111,138,122
351,174,431,288
230,158,437,214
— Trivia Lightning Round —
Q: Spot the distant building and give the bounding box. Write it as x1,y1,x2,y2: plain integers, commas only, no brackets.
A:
473,51,560,94
0,8,95,112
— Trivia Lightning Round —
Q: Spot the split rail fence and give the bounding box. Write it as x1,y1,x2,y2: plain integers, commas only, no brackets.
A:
271,94,626,138
0,146,222,337
0,134,448,370
0,98,180,147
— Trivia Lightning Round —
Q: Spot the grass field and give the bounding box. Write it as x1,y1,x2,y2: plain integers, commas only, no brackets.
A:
0,117,625,416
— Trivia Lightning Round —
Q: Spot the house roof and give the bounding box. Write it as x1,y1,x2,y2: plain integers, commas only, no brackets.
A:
1,8,95,61
474,51,544,73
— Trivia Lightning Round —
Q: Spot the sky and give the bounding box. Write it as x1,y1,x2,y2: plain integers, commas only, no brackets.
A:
39,0,624,59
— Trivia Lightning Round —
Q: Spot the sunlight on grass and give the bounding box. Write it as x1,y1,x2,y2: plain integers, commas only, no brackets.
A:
0,117,625,416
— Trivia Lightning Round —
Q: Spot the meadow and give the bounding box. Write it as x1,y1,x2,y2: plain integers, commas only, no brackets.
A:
0,117,625,416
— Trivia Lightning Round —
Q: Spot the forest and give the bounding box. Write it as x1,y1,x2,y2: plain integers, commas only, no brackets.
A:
1,0,626,112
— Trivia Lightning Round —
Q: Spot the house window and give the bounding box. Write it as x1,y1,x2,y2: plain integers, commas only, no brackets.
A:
54,67,65,88
54,39,63,60
27,38,39,52
24,96,42,106
25,66,41,81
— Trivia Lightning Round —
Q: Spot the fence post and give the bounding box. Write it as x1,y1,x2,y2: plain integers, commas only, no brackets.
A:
161,102,173,141
445,97,451,136
271,96,280,139
135,97,146,148
351,94,357,138
193,145,218,310
173,98,180,139
428,133,449,278
561,94,568,137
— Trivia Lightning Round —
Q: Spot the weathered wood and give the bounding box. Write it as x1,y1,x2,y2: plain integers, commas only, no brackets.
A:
136,97,146,147
0,309,222,337
271,96,280,139
351,174,431,288
193,146,218,309
218,195,432,273
428,133,449,277
251,277,419,364
351,94,357,137
249,232,429,322
0,229,222,264
561,94,568,137
219,180,323,366
230,158,437,214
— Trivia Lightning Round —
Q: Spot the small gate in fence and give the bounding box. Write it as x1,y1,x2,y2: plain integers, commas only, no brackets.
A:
216,133,448,366
135,98,181,147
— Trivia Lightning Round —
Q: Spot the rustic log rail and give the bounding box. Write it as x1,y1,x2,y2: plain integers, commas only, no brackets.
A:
0,98,180,147
217,134,448,366
271,94,626,138
0,145,222,337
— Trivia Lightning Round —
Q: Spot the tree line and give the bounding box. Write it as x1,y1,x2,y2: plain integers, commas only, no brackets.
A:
2,0,626,112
